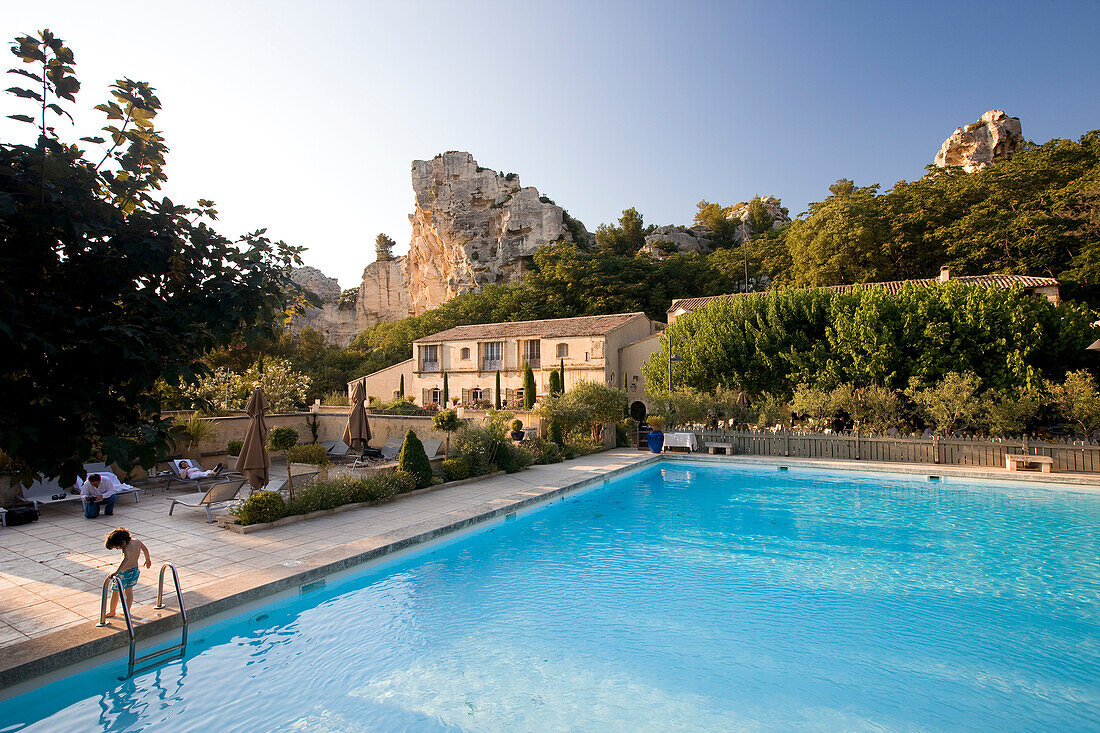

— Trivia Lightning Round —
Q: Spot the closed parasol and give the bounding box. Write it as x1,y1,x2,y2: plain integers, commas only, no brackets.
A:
343,381,372,452
235,388,271,490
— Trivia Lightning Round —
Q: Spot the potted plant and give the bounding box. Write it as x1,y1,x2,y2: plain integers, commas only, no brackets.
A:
171,412,219,461
645,415,666,453
510,419,525,441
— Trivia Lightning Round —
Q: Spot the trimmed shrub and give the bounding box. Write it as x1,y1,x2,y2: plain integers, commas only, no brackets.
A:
287,443,332,467
397,430,433,489
510,419,523,432
441,457,470,481
267,426,299,451
234,491,287,525
500,442,534,473
227,440,243,456
372,470,416,498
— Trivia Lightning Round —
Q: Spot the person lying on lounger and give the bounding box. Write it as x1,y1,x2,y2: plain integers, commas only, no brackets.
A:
177,460,223,479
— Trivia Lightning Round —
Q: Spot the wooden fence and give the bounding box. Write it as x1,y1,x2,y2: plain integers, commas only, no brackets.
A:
686,429,1100,473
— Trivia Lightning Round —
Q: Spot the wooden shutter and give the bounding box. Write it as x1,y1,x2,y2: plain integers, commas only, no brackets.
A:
421,388,430,405
461,388,470,404
506,388,515,406
483,388,491,403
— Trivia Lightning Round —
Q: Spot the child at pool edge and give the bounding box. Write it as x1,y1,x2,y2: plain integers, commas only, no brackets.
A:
104,528,151,618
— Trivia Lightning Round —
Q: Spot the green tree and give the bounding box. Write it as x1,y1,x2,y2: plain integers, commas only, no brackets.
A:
1047,370,1100,437
495,371,502,409
548,369,562,397
906,372,984,434
595,207,652,255
431,408,462,457
983,386,1045,436
397,429,432,489
399,374,404,396
442,372,449,405
557,381,627,441
375,233,396,261
782,180,893,287
0,31,301,485
522,362,536,409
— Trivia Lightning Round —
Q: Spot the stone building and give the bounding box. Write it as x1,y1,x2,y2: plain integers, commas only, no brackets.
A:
350,313,664,418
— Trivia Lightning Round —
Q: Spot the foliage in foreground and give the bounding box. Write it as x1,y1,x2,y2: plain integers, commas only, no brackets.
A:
286,444,331,467
0,31,301,485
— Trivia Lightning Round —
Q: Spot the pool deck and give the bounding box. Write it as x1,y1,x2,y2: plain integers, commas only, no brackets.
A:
3,449,1100,692
0,449,657,691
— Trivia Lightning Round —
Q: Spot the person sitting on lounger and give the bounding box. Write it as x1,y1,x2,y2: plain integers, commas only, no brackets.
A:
177,460,223,479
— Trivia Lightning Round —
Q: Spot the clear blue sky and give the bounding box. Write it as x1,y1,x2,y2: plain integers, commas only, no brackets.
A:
3,1,1098,288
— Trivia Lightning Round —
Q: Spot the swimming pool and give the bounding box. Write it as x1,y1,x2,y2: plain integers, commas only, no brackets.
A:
2,462,1099,731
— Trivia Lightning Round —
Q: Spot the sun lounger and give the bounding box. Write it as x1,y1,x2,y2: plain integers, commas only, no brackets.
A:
166,458,237,492
351,437,403,468
20,476,83,509
421,439,442,458
324,440,353,458
168,479,246,523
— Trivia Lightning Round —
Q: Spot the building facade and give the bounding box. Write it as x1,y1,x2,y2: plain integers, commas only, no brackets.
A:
351,313,664,414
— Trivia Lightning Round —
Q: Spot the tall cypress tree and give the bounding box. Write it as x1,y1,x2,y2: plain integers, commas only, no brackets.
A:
548,370,561,397
559,359,566,393
523,362,536,410
495,371,502,409
442,372,449,406
399,374,405,397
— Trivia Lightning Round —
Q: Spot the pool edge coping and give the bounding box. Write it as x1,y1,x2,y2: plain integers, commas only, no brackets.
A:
0,453,660,693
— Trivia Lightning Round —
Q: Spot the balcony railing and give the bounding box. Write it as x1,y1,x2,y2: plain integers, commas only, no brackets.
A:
420,361,440,372
523,358,541,369
482,359,502,371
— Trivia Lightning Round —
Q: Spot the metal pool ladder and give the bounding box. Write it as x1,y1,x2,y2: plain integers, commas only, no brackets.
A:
96,562,188,678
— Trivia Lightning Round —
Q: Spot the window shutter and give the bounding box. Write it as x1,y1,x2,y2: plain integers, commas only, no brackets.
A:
422,388,430,405
461,388,470,403
484,388,491,403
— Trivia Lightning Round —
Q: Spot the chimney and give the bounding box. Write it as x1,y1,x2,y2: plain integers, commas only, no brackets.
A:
939,265,950,282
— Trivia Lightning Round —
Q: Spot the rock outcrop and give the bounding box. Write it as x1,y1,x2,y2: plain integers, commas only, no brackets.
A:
934,110,1023,172
640,225,714,259
288,267,360,346
640,197,790,261
290,152,589,344
405,152,586,314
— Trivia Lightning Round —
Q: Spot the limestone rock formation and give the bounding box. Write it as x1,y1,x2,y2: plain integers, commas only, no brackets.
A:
934,110,1023,172
288,267,359,346
640,225,714,259
640,197,790,261
405,152,587,314
354,257,410,327
728,196,790,241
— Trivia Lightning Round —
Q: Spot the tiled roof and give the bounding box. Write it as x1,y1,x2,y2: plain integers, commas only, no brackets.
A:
414,312,649,343
668,274,1060,315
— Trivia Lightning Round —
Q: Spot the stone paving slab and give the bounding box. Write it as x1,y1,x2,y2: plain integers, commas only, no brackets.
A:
0,450,656,690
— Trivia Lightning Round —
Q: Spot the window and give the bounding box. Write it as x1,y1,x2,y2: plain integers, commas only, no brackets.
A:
460,347,470,360
430,388,441,404
471,387,483,401
556,343,568,358
522,339,541,368
420,344,439,371
482,341,503,370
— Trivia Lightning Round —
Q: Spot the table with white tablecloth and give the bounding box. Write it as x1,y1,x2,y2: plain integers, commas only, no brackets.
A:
662,432,700,452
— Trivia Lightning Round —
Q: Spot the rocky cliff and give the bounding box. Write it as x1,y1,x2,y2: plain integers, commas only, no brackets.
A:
934,110,1023,172
406,152,585,314
290,152,588,345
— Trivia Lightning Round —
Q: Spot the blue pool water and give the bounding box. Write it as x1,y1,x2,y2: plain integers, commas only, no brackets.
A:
2,462,1100,731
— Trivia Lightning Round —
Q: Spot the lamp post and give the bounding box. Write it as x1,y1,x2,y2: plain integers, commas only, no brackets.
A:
668,335,682,413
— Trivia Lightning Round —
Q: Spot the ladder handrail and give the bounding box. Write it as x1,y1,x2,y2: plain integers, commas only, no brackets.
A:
94,563,188,678
95,574,138,674
154,562,188,650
